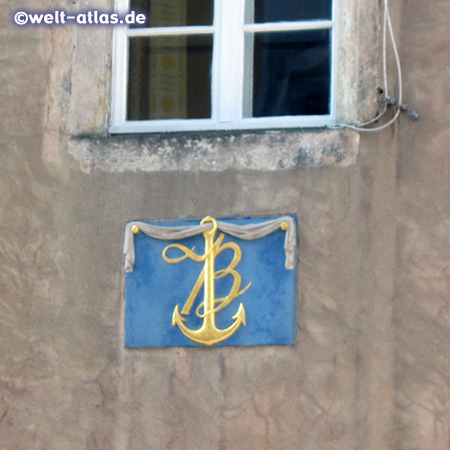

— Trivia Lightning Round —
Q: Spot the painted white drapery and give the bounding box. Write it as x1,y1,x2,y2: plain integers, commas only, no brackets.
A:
123,216,297,273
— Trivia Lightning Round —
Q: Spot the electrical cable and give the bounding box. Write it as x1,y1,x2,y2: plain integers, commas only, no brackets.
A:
332,0,404,132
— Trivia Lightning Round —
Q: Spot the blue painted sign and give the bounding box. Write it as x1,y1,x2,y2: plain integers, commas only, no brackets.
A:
124,216,297,347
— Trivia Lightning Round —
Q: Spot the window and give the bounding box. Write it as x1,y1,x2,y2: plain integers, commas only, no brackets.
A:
110,0,337,133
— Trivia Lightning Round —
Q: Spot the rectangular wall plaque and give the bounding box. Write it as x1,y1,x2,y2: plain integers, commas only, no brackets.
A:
123,216,297,347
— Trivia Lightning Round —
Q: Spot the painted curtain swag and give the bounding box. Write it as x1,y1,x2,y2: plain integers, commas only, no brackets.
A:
123,215,297,273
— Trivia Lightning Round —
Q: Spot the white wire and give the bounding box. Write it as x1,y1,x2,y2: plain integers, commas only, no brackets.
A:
386,0,402,106
383,2,389,99
333,0,403,133
356,103,387,127
337,108,401,132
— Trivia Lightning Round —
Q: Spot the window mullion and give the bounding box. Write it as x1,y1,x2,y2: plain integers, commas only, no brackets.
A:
111,30,127,125
243,20,333,33
210,0,221,122
232,0,246,122
111,0,130,126
216,0,245,123
330,0,339,121
242,0,255,118
126,26,214,37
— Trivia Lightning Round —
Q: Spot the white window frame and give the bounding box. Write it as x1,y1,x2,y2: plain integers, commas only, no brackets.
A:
110,0,338,134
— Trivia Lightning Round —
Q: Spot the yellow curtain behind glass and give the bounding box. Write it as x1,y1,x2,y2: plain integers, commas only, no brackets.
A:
150,0,187,119
128,0,187,120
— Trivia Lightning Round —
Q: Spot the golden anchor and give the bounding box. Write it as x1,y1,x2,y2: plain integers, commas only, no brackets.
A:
162,216,250,345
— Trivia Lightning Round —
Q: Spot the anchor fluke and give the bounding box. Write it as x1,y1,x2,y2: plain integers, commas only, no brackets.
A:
172,305,186,326
173,302,246,346
232,303,246,326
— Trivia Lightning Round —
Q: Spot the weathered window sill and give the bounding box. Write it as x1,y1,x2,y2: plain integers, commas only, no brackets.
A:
68,128,359,173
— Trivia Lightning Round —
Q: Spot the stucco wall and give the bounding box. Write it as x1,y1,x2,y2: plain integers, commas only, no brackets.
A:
1,0,449,449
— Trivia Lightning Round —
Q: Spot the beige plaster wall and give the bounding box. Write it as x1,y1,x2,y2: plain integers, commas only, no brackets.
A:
0,0,449,449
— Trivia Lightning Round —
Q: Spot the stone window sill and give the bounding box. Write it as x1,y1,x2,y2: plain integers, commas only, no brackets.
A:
68,128,359,173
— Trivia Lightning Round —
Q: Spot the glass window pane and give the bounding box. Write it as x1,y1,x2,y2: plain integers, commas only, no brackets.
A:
249,30,331,117
130,0,213,28
250,0,332,23
127,35,212,120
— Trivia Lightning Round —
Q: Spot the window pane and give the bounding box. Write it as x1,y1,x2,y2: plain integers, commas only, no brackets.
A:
127,35,212,120
251,0,332,23
249,30,331,117
130,0,213,28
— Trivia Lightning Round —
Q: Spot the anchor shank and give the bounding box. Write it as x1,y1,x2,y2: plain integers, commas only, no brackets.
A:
203,228,216,329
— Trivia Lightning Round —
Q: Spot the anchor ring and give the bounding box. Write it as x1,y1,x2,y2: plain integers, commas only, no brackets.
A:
201,216,218,237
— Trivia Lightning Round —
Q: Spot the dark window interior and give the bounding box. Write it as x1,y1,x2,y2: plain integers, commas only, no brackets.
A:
253,0,332,23
252,30,331,117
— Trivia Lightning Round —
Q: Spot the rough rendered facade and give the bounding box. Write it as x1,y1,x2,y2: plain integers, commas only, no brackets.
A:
1,0,449,449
